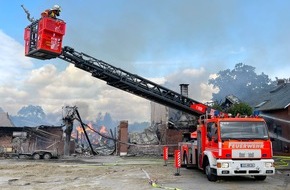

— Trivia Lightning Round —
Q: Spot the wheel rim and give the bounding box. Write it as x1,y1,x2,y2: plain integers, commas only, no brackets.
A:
206,165,211,176
33,154,40,159
43,153,51,159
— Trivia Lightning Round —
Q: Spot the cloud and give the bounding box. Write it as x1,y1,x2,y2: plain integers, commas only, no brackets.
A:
200,83,219,103
22,64,150,123
229,47,246,55
164,67,216,103
0,30,33,85
0,20,220,124
148,77,167,85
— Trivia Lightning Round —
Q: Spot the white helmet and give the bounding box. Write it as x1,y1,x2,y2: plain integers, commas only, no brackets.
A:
51,4,61,11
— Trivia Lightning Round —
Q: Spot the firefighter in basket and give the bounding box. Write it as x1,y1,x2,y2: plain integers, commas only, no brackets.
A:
41,5,61,19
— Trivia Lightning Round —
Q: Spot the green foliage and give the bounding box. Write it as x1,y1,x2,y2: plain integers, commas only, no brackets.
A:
211,102,223,112
227,102,253,116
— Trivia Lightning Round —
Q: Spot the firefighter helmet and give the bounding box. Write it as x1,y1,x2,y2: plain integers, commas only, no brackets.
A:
51,5,61,12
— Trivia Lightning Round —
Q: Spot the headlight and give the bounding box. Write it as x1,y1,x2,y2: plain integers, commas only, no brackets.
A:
265,162,273,167
222,162,229,168
217,162,229,168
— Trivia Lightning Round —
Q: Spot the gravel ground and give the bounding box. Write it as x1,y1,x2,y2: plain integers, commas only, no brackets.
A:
0,156,289,190
0,156,178,190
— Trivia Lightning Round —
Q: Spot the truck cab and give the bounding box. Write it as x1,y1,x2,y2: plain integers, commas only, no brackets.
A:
180,115,275,181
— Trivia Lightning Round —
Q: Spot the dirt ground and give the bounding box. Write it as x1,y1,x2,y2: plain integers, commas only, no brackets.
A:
0,156,180,190
0,155,289,190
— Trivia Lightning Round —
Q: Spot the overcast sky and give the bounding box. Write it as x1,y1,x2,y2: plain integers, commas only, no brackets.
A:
0,0,290,123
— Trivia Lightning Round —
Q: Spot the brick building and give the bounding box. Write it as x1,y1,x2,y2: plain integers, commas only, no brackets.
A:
150,84,197,155
255,79,290,153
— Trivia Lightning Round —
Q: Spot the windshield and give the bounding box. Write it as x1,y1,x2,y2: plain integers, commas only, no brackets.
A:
220,121,269,140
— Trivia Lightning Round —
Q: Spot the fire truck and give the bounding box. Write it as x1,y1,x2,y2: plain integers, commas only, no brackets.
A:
179,114,275,181
23,16,275,181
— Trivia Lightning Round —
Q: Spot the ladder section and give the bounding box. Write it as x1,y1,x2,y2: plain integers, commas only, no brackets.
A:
59,46,205,116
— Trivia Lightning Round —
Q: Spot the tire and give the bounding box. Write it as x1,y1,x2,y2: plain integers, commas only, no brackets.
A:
254,176,267,181
33,153,41,160
43,153,52,160
205,159,217,182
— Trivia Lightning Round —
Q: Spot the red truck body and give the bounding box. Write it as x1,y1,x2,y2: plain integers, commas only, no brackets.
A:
179,115,275,181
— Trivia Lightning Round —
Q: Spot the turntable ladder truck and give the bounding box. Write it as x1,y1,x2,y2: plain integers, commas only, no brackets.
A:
23,17,275,181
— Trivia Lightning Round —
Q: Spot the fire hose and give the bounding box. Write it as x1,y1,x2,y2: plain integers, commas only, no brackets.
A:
273,156,290,168
141,168,182,190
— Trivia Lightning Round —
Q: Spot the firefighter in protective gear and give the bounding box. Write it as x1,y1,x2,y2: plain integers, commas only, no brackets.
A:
41,5,61,19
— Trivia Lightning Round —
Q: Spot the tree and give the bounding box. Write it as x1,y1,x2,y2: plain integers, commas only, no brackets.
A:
211,99,252,116
227,103,253,116
208,63,275,105
211,102,223,112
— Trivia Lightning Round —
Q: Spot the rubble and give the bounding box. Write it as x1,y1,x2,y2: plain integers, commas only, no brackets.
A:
128,125,161,156
129,127,159,145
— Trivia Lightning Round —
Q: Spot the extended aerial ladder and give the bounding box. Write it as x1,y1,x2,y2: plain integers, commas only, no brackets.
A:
59,46,208,116
24,17,209,119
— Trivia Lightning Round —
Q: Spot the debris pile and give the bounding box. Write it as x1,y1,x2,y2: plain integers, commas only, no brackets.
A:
128,125,161,156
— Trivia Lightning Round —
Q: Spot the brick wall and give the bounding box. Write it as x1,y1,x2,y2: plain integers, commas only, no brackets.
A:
117,121,128,156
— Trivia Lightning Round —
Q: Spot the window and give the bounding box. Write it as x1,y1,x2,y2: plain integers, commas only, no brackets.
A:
220,121,269,140
207,122,217,141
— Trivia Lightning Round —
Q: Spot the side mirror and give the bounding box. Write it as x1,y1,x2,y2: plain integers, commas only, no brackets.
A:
270,137,275,141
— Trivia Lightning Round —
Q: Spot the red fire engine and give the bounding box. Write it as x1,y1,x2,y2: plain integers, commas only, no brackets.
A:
179,113,275,181
23,16,275,182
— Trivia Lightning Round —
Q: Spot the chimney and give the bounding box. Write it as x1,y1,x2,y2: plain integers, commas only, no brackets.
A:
180,84,189,97
277,79,285,86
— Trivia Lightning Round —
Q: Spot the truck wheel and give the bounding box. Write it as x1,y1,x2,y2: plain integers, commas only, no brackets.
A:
43,153,52,160
205,160,217,182
33,153,41,160
254,176,267,181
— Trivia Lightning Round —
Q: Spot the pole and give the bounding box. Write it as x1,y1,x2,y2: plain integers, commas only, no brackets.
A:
75,109,97,155
163,146,168,166
174,150,181,176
